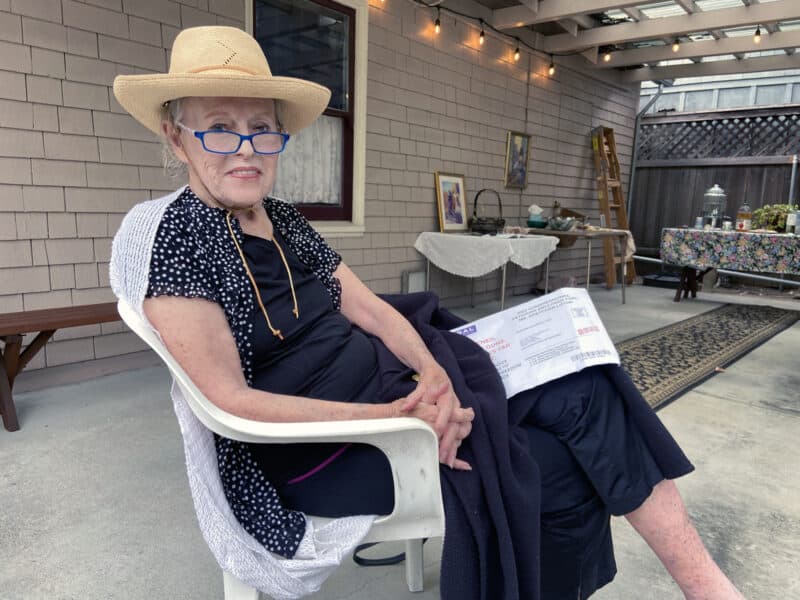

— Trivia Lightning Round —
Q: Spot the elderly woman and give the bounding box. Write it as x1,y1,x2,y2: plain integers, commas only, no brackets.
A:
110,26,743,600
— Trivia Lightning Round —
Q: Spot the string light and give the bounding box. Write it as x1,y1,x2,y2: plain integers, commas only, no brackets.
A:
514,38,520,62
479,19,485,45
753,26,761,44
434,8,440,34
672,38,680,52
548,57,555,76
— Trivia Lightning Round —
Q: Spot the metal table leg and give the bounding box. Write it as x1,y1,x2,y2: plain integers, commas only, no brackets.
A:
500,264,507,310
425,259,430,290
586,240,592,288
619,235,626,304
544,256,550,294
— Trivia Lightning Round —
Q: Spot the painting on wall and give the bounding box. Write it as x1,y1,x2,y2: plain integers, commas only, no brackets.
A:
504,131,531,189
434,172,468,232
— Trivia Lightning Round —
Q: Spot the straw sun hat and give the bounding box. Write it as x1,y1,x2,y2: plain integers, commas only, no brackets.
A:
113,26,331,136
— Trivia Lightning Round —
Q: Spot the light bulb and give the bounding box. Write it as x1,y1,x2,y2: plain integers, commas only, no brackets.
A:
434,18,440,34
479,29,485,45
514,46,520,62
672,39,680,52
548,60,555,76
603,51,611,62
754,26,761,44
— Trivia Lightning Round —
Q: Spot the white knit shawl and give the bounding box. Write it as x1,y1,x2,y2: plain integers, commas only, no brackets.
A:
110,187,374,598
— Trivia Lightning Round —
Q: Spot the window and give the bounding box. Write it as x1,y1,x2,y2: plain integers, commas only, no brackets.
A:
247,0,367,233
683,90,714,112
717,87,750,109
754,84,786,107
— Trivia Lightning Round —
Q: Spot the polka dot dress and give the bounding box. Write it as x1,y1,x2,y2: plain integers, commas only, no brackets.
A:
146,187,343,558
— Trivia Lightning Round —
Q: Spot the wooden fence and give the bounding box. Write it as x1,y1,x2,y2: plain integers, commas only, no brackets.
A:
629,105,800,253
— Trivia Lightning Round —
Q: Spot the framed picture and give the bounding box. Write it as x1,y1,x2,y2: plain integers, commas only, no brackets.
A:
434,172,468,232
504,131,531,189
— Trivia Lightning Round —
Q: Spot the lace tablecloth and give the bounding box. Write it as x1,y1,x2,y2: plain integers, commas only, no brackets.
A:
661,228,800,275
414,232,559,278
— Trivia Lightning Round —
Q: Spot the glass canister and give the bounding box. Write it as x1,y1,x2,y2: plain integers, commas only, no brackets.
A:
736,201,752,231
702,184,727,229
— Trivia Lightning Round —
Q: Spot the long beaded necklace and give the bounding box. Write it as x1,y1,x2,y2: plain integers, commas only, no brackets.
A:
225,210,299,341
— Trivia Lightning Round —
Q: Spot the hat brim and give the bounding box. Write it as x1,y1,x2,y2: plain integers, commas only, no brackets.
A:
113,73,332,136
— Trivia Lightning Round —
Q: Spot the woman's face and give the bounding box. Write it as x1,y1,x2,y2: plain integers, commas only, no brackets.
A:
165,96,281,211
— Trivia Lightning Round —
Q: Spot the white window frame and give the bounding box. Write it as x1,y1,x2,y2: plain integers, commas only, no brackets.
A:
245,0,367,237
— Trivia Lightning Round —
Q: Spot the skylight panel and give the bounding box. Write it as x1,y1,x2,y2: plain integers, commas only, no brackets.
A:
695,0,745,10
657,58,695,66
701,54,739,62
722,27,766,38
640,2,689,19
744,49,788,59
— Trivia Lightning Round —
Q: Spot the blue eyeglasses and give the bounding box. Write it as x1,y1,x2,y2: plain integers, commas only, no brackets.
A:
176,122,290,155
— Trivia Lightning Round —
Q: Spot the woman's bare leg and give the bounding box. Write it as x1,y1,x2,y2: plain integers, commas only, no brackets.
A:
625,479,745,600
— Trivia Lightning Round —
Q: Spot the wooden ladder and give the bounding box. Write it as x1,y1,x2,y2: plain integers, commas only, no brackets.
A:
590,126,636,288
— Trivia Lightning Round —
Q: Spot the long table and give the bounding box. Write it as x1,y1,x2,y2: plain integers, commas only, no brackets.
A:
660,227,800,301
661,228,799,274
414,232,559,309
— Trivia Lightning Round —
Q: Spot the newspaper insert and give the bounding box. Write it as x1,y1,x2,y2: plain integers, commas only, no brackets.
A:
451,288,619,398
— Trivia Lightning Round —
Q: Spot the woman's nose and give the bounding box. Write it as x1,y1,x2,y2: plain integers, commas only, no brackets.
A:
236,136,256,156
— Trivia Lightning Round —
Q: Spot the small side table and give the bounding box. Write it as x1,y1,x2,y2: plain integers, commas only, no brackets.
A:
413,232,559,309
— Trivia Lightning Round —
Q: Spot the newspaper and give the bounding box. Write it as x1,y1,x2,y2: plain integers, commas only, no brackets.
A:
451,288,619,398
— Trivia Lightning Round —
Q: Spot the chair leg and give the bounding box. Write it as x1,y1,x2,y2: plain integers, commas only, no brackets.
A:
404,539,424,593
223,571,260,600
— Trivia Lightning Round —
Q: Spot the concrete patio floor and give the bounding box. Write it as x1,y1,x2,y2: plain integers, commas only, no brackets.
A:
1,284,798,599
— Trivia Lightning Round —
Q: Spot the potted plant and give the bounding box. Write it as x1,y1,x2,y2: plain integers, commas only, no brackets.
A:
751,203,799,232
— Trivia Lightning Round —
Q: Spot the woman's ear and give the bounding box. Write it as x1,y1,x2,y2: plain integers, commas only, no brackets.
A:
162,121,189,163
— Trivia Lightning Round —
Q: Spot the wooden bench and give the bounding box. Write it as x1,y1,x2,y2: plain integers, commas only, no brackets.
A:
0,302,120,432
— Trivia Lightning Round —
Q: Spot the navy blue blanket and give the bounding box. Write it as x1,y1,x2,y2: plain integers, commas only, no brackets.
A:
374,292,692,600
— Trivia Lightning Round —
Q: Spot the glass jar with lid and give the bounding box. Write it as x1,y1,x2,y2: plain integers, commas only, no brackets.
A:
702,184,726,229
736,201,752,231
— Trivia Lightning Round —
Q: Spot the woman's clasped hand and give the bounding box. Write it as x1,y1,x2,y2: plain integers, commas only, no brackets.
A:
392,363,474,470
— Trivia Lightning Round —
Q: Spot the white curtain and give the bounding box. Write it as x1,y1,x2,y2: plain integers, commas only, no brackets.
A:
274,115,342,205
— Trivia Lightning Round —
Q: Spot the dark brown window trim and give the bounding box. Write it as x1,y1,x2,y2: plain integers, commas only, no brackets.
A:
253,0,356,222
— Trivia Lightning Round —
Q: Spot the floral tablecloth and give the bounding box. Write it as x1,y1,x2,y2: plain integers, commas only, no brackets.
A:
660,228,800,275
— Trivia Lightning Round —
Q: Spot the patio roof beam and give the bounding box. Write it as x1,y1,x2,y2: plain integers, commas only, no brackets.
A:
598,29,800,68
542,0,800,53
570,14,596,29
620,52,800,82
621,7,645,22
673,0,697,14
492,0,643,30
558,19,579,37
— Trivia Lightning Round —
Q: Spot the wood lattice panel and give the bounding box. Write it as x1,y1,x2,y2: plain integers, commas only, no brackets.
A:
638,109,800,160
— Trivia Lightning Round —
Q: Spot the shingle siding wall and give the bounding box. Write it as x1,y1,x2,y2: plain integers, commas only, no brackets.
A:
0,0,242,369
0,0,639,370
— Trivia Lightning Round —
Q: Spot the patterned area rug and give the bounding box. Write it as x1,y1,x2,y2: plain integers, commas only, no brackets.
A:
617,304,799,410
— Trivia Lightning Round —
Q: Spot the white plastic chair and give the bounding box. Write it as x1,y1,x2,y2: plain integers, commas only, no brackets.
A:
117,298,445,599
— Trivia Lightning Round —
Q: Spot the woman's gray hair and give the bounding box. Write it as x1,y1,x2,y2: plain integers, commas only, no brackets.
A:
159,98,285,178
160,98,188,178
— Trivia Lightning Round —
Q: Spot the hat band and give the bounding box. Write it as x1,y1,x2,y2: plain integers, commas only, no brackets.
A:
187,64,261,75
